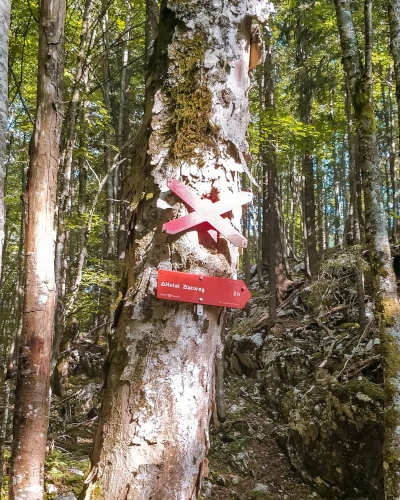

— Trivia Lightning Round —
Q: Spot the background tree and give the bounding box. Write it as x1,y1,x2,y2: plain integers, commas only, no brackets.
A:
334,0,400,495
9,0,66,497
0,0,10,283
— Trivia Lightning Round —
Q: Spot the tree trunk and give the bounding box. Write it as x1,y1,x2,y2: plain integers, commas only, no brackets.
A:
389,0,400,236
52,0,92,369
0,0,10,284
9,0,66,496
381,67,397,242
296,15,318,277
145,0,159,69
262,26,285,319
316,157,325,257
80,1,271,499
335,0,400,495
242,173,251,286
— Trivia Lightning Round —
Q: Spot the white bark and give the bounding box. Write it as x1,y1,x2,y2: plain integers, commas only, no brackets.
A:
81,1,273,499
0,0,11,282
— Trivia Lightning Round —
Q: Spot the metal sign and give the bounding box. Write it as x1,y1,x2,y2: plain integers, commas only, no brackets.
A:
163,179,252,248
157,270,251,309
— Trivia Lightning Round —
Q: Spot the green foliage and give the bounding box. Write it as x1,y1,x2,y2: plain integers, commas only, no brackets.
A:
44,450,90,498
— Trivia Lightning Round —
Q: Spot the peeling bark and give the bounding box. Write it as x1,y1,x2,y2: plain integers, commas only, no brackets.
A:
80,1,272,499
9,0,66,496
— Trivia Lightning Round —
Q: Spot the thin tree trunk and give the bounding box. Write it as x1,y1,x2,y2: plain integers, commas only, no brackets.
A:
296,17,318,277
388,0,400,239
263,26,285,319
388,70,399,241
381,68,397,241
9,0,66,497
335,0,400,496
0,0,11,284
101,3,115,259
145,0,159,69
242,173,251,286
80,2,270,498
0,379,9,493
316,157,325,257
345,76,361,246
333,139,341,246
52,0,93,368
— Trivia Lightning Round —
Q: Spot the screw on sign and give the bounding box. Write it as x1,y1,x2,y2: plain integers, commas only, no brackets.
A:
163,179,252,248
157,270,251,309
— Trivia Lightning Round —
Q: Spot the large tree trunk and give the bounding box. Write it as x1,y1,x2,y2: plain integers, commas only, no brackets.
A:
9,0,66,496
335,0,400,496
0,0,10,284
80,1,271,499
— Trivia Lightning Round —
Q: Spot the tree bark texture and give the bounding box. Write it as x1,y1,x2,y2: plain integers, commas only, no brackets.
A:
0,0,10,285
145,0,159,70
335,0,400,496
262,27,284,319
295,13,318,277
389,0,400,180
80,1,272,499
52,0,93,370
388,0,400,242
9,0,66,496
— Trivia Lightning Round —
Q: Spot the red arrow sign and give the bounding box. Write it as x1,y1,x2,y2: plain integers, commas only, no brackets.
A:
157,270,251,309
163,179,252,248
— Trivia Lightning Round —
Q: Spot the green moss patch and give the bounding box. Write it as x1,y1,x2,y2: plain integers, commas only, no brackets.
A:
165,32,217,164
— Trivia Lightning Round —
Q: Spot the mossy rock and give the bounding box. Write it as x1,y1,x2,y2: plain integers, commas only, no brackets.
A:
285,379,384,499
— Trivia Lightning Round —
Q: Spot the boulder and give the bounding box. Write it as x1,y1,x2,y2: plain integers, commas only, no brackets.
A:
259,325,384,499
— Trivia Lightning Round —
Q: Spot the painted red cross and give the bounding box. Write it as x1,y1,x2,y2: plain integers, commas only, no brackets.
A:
162,179,252,248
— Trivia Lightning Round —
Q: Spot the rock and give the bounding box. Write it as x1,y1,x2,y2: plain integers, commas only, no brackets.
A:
365,339,374,352
250,276,259,285
230,451,250,475
46,484,58,495
277,308,295,318
201,479,212,499
229,333,263,376
68,467,84,476
55,495,77,500
258,315,384,499
230,354,244,376
250,264,258,278
247,483,271,498
293,262,305,273
209,471,228,486
284,379,384,499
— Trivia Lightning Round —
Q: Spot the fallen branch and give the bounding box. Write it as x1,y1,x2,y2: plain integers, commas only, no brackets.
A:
346,354,380,377
336,320,373,380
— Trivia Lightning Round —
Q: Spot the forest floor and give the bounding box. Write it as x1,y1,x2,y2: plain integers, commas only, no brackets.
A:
7,252,379,500
37,345,323,500
38,374,321,500
206,371,321,500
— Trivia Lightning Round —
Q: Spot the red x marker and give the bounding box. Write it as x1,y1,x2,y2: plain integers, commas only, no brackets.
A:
163,179,252,248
